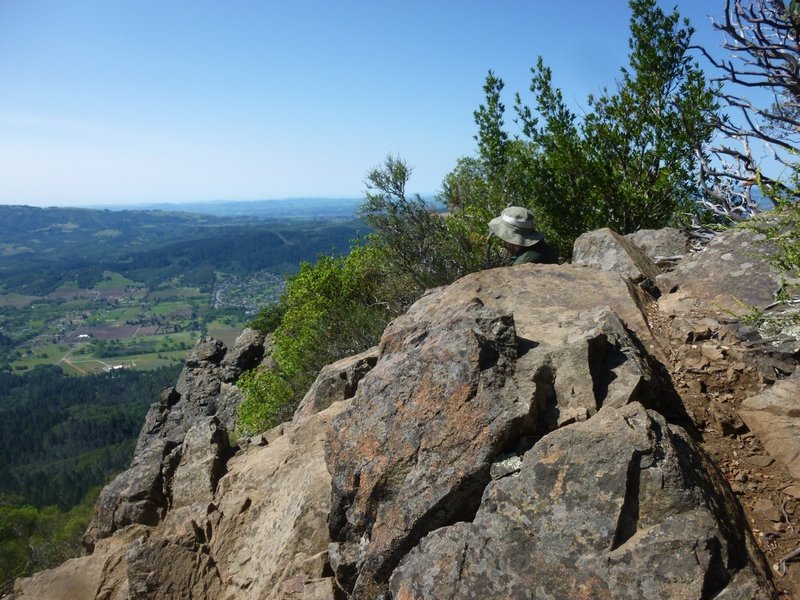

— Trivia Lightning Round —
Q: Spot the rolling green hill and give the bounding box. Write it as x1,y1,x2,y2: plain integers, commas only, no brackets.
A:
0,204,366,296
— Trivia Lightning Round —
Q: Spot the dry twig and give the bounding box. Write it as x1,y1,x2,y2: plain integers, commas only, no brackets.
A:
778,544,800,576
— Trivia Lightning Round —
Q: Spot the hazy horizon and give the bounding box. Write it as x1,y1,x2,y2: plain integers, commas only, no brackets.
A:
0,1,725,208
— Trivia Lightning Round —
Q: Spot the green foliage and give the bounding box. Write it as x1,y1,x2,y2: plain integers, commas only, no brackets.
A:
0,487,99,594
239,245,393,434
248,303,286,335
473,72,510,183
360,156,462,297
746,172,800,314
236,368,295,432
442,0,718,258
755,199,800,282
0,364,180,508
270,249,385,374
580,0,718,232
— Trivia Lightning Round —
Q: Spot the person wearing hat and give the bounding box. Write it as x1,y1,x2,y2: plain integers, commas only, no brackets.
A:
488,206,558,266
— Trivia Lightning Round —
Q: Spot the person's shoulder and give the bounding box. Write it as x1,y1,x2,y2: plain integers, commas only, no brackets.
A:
538,240,559,264
513,247,541,265
514,241,558,265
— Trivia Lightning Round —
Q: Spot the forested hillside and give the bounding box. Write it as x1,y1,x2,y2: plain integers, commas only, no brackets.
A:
0,203,367,375
0,204,366,296
0,363,182,589
0,364,182,508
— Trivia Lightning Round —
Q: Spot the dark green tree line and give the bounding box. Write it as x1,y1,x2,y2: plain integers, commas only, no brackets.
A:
0,364,180,508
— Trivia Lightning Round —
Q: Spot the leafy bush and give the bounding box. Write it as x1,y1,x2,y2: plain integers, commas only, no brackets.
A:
0,488,99,594
239,245,393,434
745,172,800,320
361,155,498,298
236,368,295,433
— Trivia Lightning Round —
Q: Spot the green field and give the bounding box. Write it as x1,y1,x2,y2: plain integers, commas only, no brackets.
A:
3,276,260,375
207,325,244,348
94,271,141,289
0,205,365,377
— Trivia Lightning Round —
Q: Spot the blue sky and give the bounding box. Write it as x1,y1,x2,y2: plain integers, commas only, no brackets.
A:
0,1,727,207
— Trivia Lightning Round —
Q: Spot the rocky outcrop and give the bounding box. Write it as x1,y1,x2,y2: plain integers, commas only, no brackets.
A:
118,400,346,600
656,227,787,311
572,228,663,293
325,265,769,598
293,347,378,422
82,329,265,549
14,226,797,599
626,227,691,267
390,402,770,599
11,400,345,600
7,526,145,600
739,370,800,480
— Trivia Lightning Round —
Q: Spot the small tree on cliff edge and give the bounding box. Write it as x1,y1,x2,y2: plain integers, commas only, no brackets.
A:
443,0,718,256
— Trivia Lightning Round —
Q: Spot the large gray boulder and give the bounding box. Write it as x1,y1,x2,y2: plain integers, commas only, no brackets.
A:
326,266,687,598
293,346,378,422
656,227,787,311
390,402,773,599
572,228,662,291
739,370,800,482
626,227,691,267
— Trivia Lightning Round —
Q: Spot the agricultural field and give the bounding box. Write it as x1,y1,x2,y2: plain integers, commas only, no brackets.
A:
0,203,366,376
2,270,277,375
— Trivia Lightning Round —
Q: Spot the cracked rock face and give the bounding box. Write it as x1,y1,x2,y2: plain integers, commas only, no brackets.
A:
326,275,688,598
389,403,772,599
82,329,264,549
656,227,789,312
293,347,379,422
739,370,800,480
572,227,663,290
326,299,524,598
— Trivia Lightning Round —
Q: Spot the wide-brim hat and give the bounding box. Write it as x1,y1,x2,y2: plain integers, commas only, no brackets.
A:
489,206,544,247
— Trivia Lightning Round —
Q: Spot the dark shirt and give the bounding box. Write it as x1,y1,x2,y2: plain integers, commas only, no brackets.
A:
512,241,559,265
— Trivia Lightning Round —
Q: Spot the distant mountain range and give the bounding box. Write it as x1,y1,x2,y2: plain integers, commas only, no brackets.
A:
86,197,364,219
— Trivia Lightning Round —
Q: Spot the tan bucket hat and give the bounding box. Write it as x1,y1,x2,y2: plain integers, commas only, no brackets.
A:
488,206,544,247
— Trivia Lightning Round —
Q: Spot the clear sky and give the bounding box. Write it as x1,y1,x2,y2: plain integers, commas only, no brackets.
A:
0,1,727,207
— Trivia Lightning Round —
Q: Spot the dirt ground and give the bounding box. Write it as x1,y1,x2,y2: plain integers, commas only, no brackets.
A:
648,299,800,598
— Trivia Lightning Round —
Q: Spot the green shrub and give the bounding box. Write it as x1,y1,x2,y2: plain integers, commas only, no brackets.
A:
0,487,99,594
236,368,295,434
239,245,394,434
